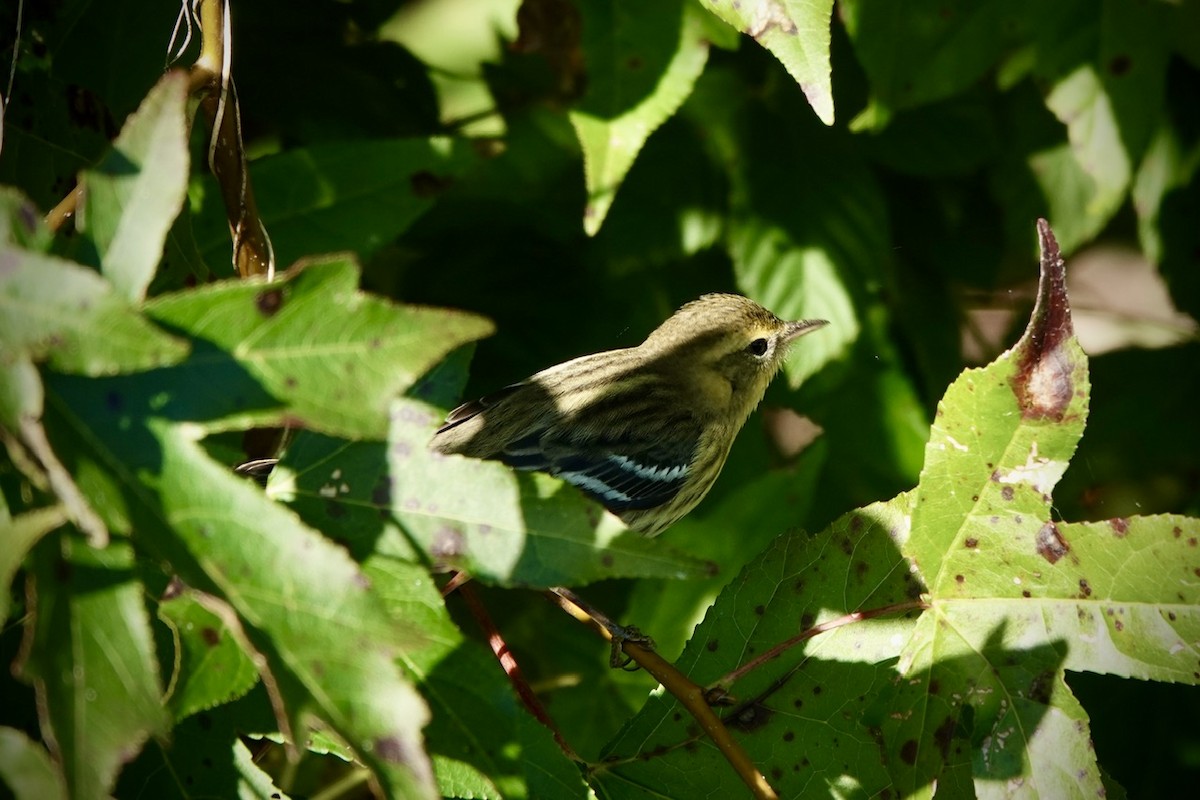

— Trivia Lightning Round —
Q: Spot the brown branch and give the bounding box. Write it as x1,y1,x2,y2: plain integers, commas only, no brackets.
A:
456,582,581,763
546,586,779,800
44,185,83,232
439,569,472,598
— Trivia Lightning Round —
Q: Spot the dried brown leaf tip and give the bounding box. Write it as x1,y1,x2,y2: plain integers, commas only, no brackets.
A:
1011,219,1079,421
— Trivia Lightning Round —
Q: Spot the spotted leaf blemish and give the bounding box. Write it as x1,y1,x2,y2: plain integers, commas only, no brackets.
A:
1035,522,1069,564
1010,220,1079,422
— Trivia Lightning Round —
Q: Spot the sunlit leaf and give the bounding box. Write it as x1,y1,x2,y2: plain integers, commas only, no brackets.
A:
37,373,442,797
77,71,189,302
0,250,188,376
143,256,493,438
698,0,835,124
570,0,710,234
0,727,67,800
597,497,920,798
150,423,438,799
595,222,1200,797
0,506,67,621
366,556,585,799
1016,0,1169,252
159,592,260,722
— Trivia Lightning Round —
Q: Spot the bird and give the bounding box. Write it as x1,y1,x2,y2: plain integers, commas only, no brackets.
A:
430,293,827,536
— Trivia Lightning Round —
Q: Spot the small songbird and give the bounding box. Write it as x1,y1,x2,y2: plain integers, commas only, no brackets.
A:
430,294,827,536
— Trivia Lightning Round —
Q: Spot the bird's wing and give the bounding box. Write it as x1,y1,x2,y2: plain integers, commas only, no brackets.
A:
500,429,699,513
437,383,525,434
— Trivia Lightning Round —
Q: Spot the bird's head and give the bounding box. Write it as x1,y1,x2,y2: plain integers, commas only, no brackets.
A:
642,293,828,407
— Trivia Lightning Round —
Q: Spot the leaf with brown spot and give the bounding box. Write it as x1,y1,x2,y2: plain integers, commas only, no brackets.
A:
143,257,493,438
158,592,259,722
700,0,835,124
600,221,1199,798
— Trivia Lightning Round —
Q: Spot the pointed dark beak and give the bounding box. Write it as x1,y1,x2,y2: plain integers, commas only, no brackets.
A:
783,319,829,342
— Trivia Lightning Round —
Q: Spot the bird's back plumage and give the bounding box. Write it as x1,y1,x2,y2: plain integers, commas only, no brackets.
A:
434,353,708,532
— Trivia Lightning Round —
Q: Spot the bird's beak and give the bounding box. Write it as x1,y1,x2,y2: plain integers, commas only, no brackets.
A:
783,319,829,342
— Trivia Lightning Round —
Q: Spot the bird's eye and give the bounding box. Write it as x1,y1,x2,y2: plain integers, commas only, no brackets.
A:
747,338,769,357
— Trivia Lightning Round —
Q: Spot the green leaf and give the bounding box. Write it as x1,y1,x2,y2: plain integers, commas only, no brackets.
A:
230,739,294,800
0,354,41,434
148,422,438,799
841,0,1036,129
363,558,507,789
192,138,479,269
0,727,68,800
517,712,588,800
365,556,585,799
697,0,835,125
589,115,728,273
0,506,67,621
159,592,260,722
869,614,1089,797
0,357,110,547
1133,118,1200,268
569,0,710,235
38,364,441,797
685,68,884,387
624,453,827,662
143,256,494,438
430,755,503,800
17,533,168,800
731,221,859,387
0,188,52,253
115,707,293,800
1031,0,1170,251
907,231,1199,683
597,496,920,798
905,228,1089,583
0,250,189,375
1028,141,1113,255
935,514,1200,681
880,222,1185,793
273,404,712,588
77,71,190,302
598,221,1200,796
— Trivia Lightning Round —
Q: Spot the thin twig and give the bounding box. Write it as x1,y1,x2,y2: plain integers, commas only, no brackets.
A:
44,186,83,232
3,0,21,103
439,569,472,597
0,0,24,159
457,582,581,763
546,586,779,800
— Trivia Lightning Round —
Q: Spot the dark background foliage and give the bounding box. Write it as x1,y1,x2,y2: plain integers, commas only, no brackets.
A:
1,0,1198,798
